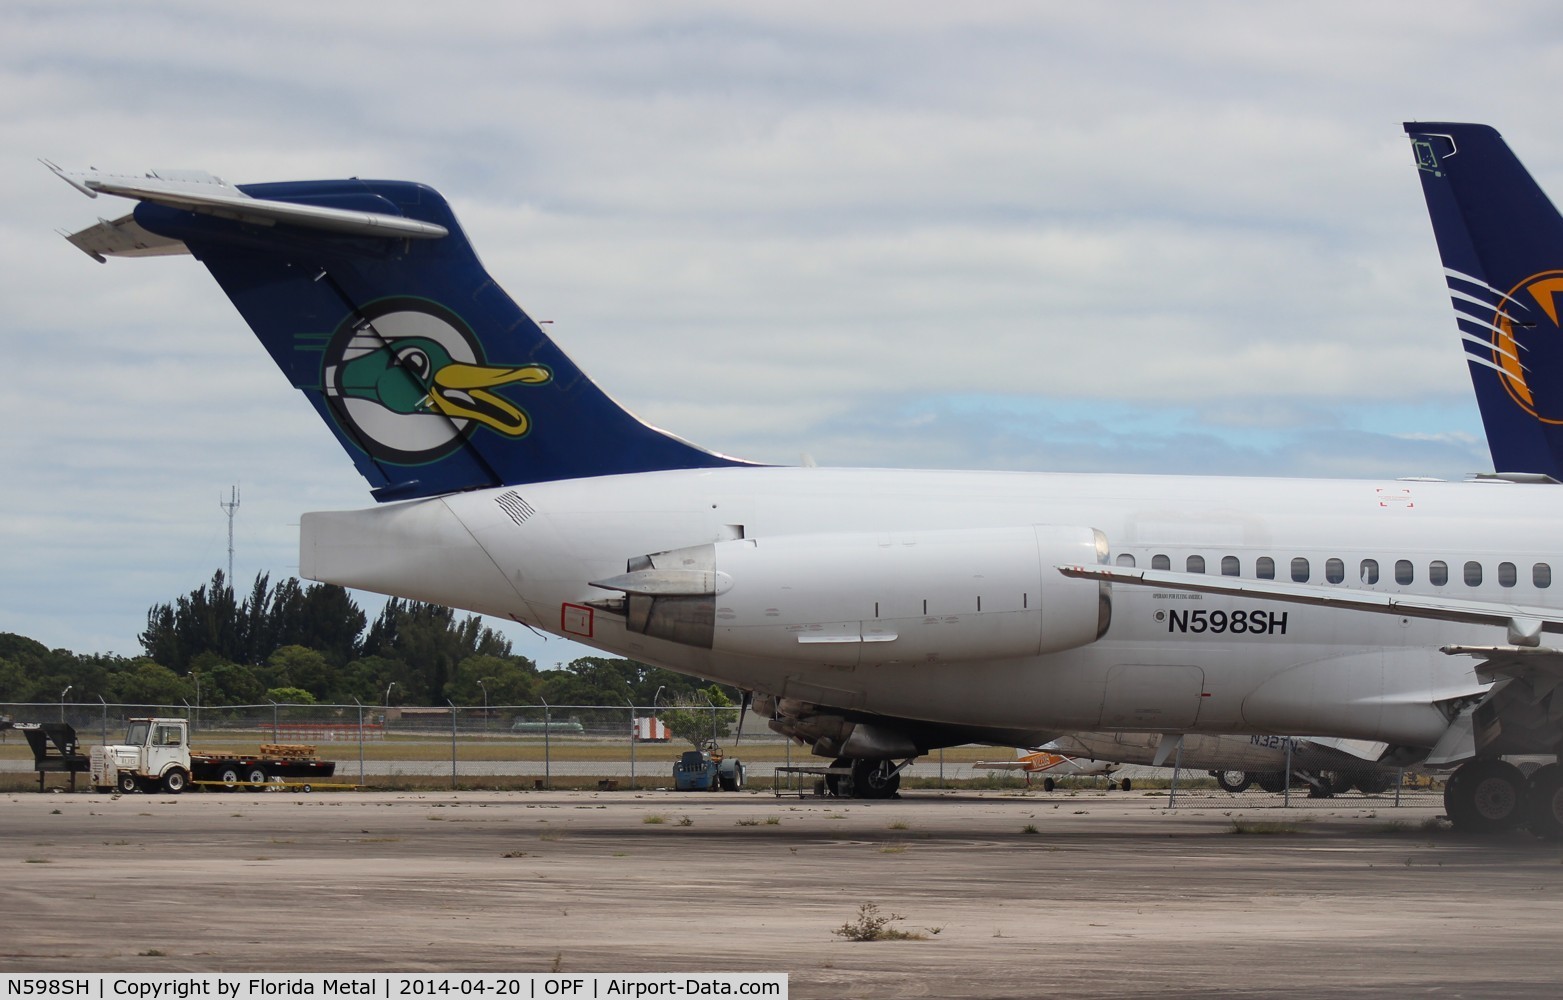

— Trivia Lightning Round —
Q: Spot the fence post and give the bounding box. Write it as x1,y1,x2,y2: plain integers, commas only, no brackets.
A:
99,696,108,746
1283,739,1293,808
1169,737,1184,809
354,698,365,789
540,696,551,790
270,700,279,742
627,698,637,791
448,700,458,790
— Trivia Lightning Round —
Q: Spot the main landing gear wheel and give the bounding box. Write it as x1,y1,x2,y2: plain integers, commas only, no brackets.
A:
826,757,850,797
1526,764,1563,840
1215,770,1252,794
1444,759,1526,833
1353,771,1394,795
1255,772,1286,794
851,758,901,799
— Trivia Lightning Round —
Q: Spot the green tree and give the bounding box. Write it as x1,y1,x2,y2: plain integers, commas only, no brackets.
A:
191,654,265,706
364,599,513,704
108,660,193,706
447,653,537,707
658,685,734,748
265,686,316,705
263,645,334,701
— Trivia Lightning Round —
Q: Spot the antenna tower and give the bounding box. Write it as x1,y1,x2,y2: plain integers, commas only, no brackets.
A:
219,485,241,583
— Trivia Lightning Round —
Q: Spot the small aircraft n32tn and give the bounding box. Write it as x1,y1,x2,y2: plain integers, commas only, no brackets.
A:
50,122,1563,836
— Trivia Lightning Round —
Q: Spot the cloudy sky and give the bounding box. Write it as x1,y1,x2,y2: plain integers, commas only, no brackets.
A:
4,2,1560,671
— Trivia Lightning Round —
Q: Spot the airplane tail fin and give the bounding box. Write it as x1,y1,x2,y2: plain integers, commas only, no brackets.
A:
53,166,753,500
1404,123,1563,480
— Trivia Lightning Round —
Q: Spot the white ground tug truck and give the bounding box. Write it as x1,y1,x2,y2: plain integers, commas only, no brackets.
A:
89,717,336,793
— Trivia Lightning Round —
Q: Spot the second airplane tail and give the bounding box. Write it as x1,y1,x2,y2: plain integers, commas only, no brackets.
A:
1406,122,1563,479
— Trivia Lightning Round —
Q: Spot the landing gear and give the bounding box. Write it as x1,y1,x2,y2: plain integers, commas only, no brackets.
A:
1526,764,1563,840
1255,772,1287,794
825,756,905,798
850,758,901,799
1444,759,1526,833
1352,771,1394,795
1215,770,1252,794
825,757,849,797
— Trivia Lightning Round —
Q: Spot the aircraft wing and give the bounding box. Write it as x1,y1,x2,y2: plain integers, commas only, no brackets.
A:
972,750,1116,776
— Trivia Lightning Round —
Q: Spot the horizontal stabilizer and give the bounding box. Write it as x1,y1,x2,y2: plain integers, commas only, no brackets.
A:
62,213,188,262
46,162,448,241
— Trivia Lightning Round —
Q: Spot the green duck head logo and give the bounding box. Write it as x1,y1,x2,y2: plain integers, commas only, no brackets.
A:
318,298,552,465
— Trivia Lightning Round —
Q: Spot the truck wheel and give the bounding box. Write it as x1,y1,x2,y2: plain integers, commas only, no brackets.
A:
246,767,267,790
162,768,188,794
301,784,313,794
118,772,139,794
220,767,241,790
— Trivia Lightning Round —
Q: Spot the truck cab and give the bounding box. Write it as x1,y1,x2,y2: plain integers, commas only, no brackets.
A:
90,717,191,794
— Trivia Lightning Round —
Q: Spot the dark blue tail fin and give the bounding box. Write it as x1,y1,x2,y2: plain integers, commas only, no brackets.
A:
60,171,751,500
1405,122,1563,479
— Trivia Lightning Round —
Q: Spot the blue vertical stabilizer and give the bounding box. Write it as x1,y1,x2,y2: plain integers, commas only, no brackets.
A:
102,177,754,500
1406,122,1563,479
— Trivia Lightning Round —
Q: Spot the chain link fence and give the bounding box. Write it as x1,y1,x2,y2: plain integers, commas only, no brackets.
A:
0,700,1445,807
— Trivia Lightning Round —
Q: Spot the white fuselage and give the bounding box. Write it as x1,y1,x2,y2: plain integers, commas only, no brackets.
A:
300,467,1555,751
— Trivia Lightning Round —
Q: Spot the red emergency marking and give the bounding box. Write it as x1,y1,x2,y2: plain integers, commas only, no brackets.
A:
561,603,594,638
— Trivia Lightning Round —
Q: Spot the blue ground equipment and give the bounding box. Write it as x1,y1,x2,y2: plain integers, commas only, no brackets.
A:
673,740,745,791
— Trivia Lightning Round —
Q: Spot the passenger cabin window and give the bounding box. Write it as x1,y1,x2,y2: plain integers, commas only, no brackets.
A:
1221,555,1240,576
1499,561,1517,588
1360,559,1379,585
1325,558,1344,584
1536,563,1552,589
1187,555,1206,574
1291,557,1310,583
1116,553,1136,568
1152,554,1170,571
1256,556,1275,580
1464,561,1483,587
1429,560,1448,587
1396,559,1414,585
